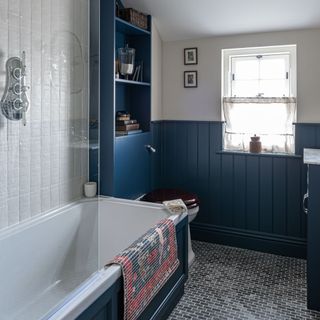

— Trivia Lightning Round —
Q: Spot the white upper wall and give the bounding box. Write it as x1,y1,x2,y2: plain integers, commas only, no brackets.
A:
162,28,320,123
123,0,320,42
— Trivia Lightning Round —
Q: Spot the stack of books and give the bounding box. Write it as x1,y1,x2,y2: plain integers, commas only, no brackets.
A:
116,111,142,136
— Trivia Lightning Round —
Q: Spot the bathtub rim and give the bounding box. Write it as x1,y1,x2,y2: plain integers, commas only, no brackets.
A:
45,265,122,320
48,197,186,319
0,196,186,320
0,196,183,241
0,198,97,241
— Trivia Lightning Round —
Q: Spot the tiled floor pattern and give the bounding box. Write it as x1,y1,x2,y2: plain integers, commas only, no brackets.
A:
168,241,320,320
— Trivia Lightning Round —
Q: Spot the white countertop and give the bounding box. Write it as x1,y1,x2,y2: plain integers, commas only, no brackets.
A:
304,148,320,165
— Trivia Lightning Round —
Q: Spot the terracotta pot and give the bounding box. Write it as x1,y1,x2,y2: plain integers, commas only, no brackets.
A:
250,135,262,153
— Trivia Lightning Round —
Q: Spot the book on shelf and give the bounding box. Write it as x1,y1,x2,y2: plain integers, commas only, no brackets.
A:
116,123,140,131
132,66,140,82
132,61,144,82
116,129,143,136
116,119,138,125
116,111,131,121
116,111,130,117
117,116,131,121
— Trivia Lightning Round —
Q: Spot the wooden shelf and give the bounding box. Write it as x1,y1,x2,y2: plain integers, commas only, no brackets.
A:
115,78,150,86
115,131,150,139
115,17,150,36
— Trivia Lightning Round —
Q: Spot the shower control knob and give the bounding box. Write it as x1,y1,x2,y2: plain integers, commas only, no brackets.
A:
1,52,30,123
13,98,28,111
13,84,28,95
12,67,22,80
13,83,22,95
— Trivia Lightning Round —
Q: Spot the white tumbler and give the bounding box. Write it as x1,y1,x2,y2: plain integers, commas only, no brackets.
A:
84,182,97,198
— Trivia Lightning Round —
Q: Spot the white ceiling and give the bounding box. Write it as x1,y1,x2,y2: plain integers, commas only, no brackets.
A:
123,0,320,42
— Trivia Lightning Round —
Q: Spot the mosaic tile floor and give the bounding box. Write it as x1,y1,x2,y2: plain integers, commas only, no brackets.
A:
168,241,320,320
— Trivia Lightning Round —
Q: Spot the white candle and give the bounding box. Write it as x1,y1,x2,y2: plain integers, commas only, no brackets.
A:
84,182,97,198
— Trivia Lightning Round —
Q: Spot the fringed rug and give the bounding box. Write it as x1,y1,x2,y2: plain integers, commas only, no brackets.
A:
107,219,180,320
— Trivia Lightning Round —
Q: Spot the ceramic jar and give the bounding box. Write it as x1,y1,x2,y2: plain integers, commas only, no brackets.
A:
250,135,262,153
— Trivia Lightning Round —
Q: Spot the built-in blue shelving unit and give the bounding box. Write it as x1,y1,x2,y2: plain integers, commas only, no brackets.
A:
100,0,152,199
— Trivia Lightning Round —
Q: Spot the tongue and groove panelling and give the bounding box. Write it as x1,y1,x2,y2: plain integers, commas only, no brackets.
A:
151,121,320,257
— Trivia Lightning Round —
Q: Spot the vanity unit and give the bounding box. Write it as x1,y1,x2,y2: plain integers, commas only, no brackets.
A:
303,148,320,311
99,0,154,199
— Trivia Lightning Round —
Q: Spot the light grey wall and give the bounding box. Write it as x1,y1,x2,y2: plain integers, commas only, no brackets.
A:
161,28,320,122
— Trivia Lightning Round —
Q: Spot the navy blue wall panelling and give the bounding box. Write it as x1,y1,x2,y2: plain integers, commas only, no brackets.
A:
307,165,320,311
151,121,320,258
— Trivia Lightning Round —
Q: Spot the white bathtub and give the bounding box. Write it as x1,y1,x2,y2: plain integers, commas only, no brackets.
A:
0,197,185,320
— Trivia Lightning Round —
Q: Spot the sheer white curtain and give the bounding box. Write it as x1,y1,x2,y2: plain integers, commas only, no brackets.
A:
223,97,297,153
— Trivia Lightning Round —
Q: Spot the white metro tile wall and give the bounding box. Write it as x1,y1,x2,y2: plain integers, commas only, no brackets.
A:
0,0,90,230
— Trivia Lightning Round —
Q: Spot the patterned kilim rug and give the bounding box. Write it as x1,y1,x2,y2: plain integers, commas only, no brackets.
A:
108,219,179,320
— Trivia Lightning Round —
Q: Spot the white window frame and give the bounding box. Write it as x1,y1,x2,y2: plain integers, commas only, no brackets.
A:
222,45,297,119
230,54,290,97
221,45,297,154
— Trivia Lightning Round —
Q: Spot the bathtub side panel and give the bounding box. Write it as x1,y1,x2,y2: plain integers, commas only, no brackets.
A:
76,278,122,320
79,215,188,320
139,215,189,320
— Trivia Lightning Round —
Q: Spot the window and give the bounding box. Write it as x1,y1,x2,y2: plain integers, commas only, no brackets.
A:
222,45,297,154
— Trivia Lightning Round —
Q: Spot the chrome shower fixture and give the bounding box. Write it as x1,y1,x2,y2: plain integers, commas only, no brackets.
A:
1,51,30,126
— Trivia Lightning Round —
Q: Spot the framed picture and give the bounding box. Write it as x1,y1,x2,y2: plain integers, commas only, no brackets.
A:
184,47,198,65
184,71,198,88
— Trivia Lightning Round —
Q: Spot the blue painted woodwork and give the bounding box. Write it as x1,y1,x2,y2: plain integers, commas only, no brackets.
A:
150,121,320,258
115,83,151,132
76,279,122,320
115,27,151,84
99,0,152,199
307,165,320,311
115,133,151,199
99,0,116,196
116,17,151,36
77,216,188,320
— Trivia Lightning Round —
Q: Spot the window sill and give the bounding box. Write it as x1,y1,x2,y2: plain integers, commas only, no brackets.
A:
217,150,302,159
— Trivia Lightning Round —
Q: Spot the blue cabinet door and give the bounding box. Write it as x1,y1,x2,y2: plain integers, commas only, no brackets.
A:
114,133,151,199
307,165,320,311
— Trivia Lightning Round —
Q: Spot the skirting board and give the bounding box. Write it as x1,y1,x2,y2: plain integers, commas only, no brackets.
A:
191,223,307,259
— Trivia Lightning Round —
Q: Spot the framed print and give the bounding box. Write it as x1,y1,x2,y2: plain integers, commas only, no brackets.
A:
184,47,198,65
184,71,198,88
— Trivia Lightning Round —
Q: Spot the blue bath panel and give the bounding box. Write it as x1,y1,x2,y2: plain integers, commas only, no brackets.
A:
76,216,188,320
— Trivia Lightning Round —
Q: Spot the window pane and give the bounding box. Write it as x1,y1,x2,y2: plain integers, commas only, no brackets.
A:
259,80,288,97
232,58,259,80
260,56,288,80
232,80,259,97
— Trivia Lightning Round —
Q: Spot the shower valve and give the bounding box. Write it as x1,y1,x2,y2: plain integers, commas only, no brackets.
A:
1,51,30,125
